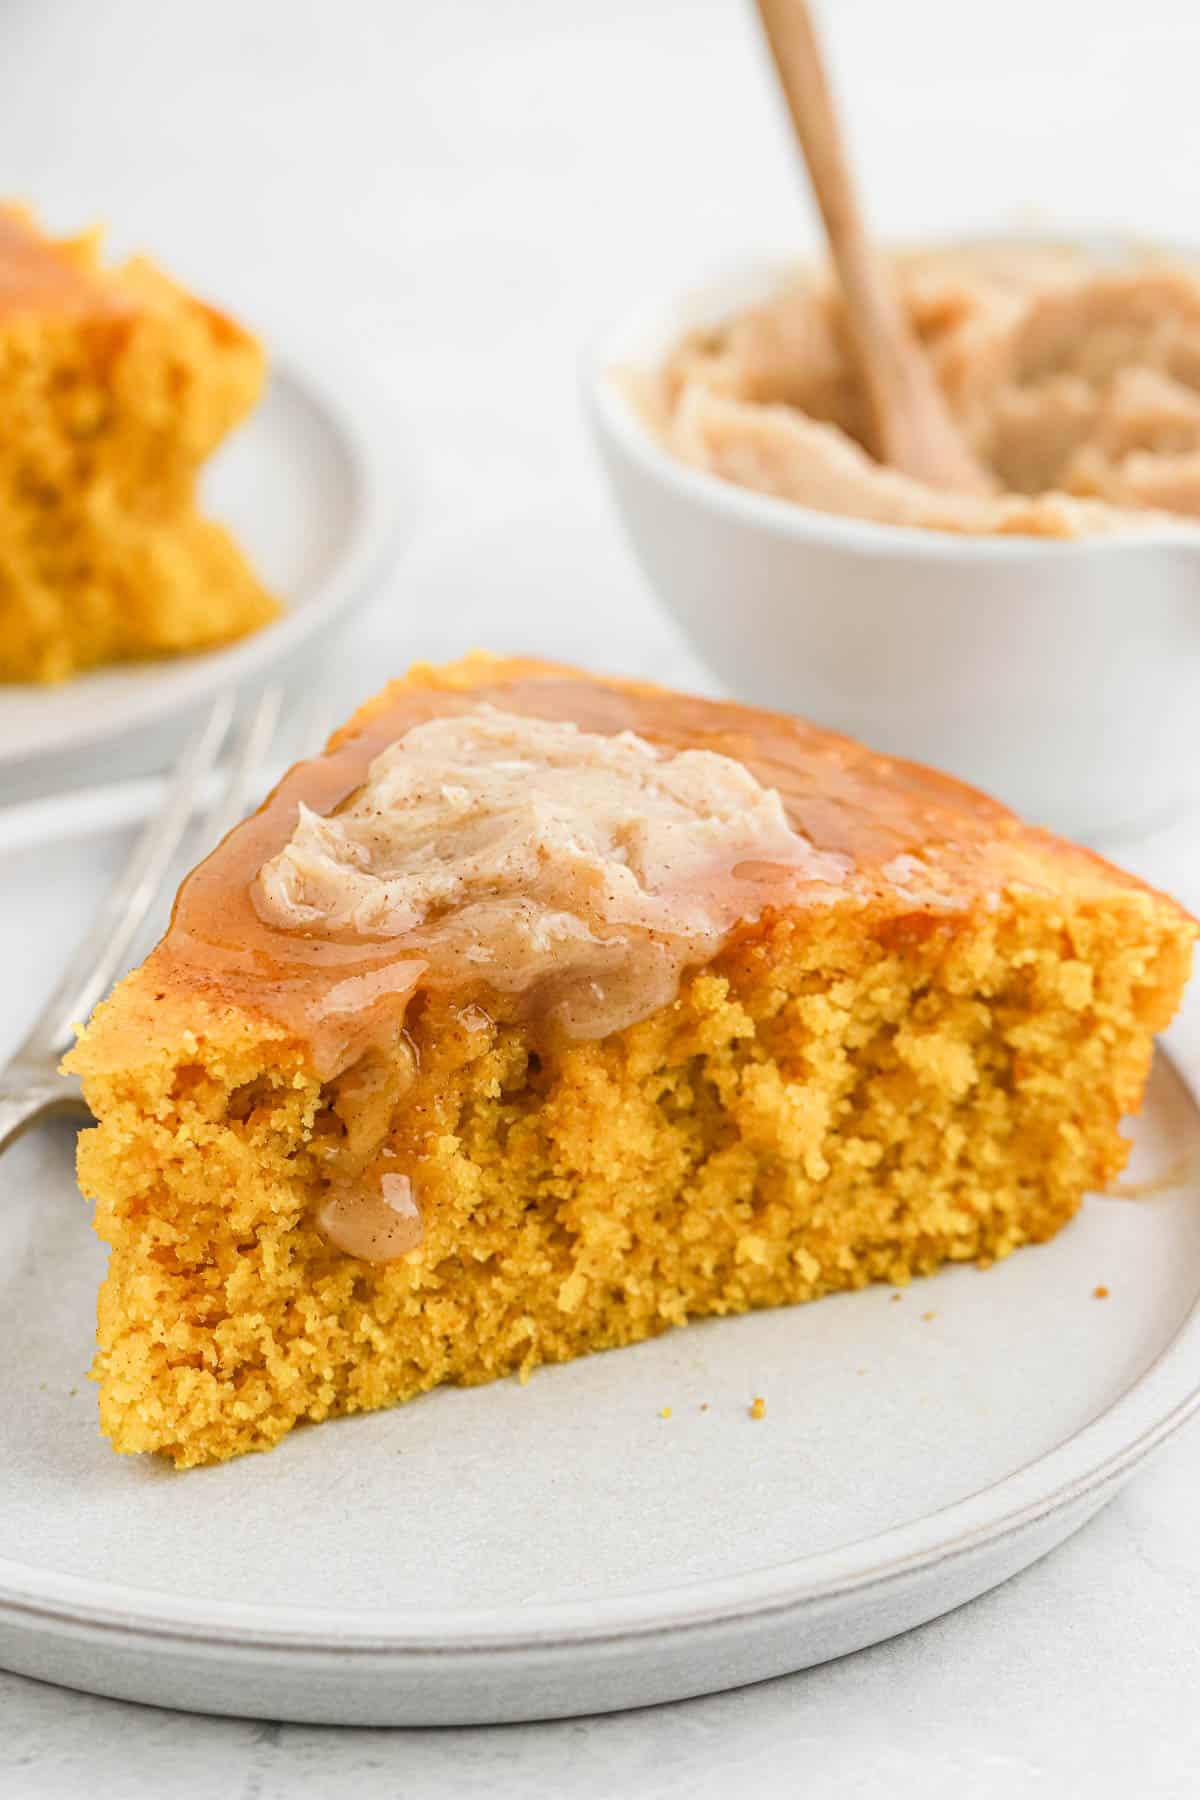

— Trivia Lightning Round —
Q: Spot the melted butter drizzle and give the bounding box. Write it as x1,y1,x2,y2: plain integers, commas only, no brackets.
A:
156,672,1008,1084
317,1170,424,1262
0,207,135,318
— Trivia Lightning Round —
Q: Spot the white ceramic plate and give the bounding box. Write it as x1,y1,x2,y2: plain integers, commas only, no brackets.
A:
1,807,1198,1727
0,347,412,768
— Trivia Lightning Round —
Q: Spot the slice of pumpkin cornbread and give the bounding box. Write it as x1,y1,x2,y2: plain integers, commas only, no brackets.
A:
0,203,277,681
67,655,1194,1466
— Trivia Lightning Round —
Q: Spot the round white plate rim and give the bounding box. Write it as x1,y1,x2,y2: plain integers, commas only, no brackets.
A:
0,1055,1197,1658
0,762,290,854
0,336,416,767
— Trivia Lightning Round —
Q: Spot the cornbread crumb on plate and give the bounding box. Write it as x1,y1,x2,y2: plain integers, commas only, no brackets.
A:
67,654,1195,1467
0,203,277,682
750,1397,767,1421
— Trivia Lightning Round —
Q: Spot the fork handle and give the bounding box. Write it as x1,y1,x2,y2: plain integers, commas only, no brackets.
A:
0,1073,89,1154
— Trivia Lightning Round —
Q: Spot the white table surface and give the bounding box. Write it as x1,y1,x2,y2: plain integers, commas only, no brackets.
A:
4,0,1200,1792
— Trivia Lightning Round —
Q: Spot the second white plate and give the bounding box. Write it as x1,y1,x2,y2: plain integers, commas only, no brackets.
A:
0,345,412,769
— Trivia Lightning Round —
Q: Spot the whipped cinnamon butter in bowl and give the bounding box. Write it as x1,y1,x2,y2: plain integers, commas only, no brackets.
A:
585,234,1200,841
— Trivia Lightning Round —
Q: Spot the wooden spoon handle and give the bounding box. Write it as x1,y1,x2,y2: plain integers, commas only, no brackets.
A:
754,0,991,495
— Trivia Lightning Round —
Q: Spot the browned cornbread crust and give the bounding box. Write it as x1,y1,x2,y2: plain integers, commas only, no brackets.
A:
0,204,278,681
68,656,1195,1465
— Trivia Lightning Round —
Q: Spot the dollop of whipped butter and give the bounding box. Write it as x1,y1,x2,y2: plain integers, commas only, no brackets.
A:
253,705,847,1041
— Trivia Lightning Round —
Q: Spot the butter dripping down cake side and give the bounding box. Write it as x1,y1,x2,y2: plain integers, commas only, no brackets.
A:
66,656,1195,1466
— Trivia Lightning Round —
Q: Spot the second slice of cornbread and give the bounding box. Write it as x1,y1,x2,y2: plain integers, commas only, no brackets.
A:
0,204,277,681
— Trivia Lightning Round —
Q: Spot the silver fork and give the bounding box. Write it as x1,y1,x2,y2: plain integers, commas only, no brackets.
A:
0,685,284,1154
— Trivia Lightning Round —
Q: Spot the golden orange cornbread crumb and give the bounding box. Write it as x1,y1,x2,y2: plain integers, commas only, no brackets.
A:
67,657,1195,1466
750,1397,766,1421
0,204,277,681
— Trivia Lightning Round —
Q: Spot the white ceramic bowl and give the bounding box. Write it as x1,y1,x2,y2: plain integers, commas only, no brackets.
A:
585,256,1200,843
